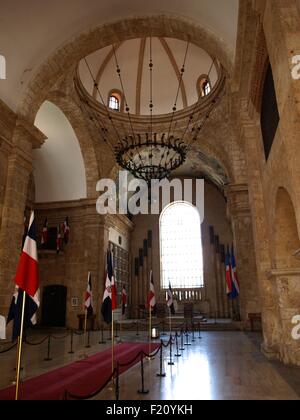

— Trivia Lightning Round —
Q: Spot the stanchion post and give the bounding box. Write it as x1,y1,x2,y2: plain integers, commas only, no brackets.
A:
115,321,119,339
198,321,202,340
156,341,166,378
68,330,74,354
99,324,106,344
192,322,196,342
185,328,191,346
175,332,181,357
137,354,149,394
168,335,175,366
115,365,120,401
179,328,185,351
85,330,91,349
44,336,52,361
136,320,139,337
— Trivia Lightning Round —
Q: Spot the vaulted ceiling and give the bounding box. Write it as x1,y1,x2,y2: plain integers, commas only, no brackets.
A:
79,37,220,116
0,0,239,111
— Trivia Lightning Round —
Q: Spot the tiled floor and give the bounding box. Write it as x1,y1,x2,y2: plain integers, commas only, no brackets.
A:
1,330,300,400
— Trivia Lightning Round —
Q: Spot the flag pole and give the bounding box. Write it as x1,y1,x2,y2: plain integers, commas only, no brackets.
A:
169,307,172,336
111,310,115,375
84,307,88,347
15,290,26,401
148,303,152,357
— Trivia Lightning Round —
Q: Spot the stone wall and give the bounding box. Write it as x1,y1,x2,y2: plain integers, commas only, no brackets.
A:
235,0,300,365
35,200,133,329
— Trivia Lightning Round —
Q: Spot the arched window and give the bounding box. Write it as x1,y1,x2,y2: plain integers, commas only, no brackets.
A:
160,202,204,289
108,94,120,111
198,76,211,98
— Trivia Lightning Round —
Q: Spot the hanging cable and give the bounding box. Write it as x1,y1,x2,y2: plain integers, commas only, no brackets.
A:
112,45,146,167
159,41,190,168
83,58,122,146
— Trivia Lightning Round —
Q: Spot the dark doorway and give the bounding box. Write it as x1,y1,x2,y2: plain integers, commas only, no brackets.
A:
42,285,67,327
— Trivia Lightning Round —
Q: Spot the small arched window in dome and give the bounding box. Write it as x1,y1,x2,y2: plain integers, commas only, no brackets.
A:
198,76,212,98
109,94,120,111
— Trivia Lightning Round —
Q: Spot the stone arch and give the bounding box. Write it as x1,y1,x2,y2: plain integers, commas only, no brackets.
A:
18,15,234,122
273,187,300,270
34,100,88,203
46,91,100,198
271,187,300,366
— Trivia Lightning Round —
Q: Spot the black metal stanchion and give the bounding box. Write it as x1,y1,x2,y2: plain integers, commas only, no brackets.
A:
192,323,196,342
168,336,175,366
175,332,181,357
136,320,140,337
68,330,74,354
115,365,120,401
162,320,165,335
99,325,106,344
115,322,119,339
108,325,112,341
137,354,149,394
44,336,52,361
156,341,166,378
179,328,185,351
85,330,91,349
185,328,191,346
198,322,202,340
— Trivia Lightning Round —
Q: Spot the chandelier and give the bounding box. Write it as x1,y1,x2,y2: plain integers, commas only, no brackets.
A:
114,133,187,183
79,38,220,184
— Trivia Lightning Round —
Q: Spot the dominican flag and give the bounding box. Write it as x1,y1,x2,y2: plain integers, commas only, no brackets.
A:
84,272,93,317
101,250,117,324
62,217,70,245
230,245,240,300
56,225,62,254
225,247,232,296
22,215,28,249
7,212,40,341
167,282,175,315
121,285,128,316
41,218,48,246
147,270,156,309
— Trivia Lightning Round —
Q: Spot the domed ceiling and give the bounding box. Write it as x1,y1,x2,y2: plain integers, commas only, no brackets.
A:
78,37,220,116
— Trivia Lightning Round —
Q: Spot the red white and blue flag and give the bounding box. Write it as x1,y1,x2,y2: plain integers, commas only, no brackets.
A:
7,212,40,341
148,270,156,309
225,246,239,300
41,218,48,246
167,282,175,315
121,285,128,316
62,217,70,245
56,225,62,254
230,245,240,299
225,247,232,296
84,272,93,317
101,250,117,324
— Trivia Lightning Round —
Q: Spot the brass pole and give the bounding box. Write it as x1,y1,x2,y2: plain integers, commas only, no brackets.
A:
112,310,115,375
15,290,26,401
84,308,88,347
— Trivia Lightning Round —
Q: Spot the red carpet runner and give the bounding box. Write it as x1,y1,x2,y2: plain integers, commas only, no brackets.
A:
0,343,159,400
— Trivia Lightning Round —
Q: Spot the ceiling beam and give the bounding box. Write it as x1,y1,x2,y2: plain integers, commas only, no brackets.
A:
135,38,147,115
159,37,188,108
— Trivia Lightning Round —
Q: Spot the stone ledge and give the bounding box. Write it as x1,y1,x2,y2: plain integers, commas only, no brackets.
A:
268,268,300,278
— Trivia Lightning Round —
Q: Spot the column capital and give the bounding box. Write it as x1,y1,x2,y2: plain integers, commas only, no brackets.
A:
225,183,251,217
15,118,47,150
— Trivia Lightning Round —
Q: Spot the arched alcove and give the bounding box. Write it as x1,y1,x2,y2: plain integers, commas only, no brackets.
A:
33,101,87,203
272,187,300,366
274,187,300,269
